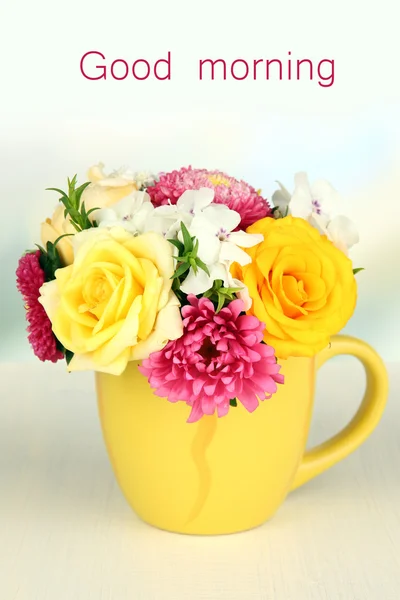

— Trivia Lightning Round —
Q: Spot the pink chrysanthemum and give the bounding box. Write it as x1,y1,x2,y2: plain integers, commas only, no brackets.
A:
147,166,271,229
139,295,284,422
16,251,64,363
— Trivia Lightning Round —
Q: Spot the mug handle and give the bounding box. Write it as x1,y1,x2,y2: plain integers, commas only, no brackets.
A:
291,334,389,490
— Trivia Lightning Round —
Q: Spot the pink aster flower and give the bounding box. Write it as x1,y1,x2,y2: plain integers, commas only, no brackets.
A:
147,166,271,229
16,251,64,363
139,295,284,423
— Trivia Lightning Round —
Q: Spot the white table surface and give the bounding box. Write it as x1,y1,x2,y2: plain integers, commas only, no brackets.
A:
0,359,399,600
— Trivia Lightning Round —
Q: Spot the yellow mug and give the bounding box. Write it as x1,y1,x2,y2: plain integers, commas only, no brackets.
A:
96,335,388,535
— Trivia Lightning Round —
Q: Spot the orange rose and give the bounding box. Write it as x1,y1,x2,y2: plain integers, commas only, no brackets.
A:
231,216,357,358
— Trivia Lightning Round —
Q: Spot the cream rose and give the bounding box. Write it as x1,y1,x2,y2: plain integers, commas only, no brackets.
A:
41,204,76,265
80,163,138,214
40,163,137,266
39,227,183,375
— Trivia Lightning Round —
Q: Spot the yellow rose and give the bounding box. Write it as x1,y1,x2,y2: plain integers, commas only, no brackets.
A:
231,216,357,358
39,227,183,375
40,164,137,266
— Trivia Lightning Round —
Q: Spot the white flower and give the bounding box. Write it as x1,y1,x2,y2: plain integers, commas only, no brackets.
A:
150,187,214,238
94,190,155,234
133,171,158,190
320,214,359,256
271,181,291,216
180,203,263,295
272,172,359,255
290,172,339,221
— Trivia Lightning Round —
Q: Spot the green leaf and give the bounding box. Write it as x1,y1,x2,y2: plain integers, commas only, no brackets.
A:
53,233,74,247
76,181,91,202
70,191,77,210
189,258,198,274
46,241,63,268
47,176,93,232
168,239,185,254
46,187,69,199
55,337,65,354
229,398,237,407
86,206,100,218
195,257,210,276
172,278,180,292
65,350,74,365
180,222,193,252
353,267,365,275
171,262,191,279
80,201,87,218
216,293,226,313
70,220,82,233
220,286,243,296
37,241,64,282
58,194,71,211
68,175,78,199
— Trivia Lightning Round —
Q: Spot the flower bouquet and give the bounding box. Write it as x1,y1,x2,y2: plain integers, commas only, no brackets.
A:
16,164,387,534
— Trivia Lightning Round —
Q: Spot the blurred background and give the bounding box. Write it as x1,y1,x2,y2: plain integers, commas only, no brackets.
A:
1,0,399,362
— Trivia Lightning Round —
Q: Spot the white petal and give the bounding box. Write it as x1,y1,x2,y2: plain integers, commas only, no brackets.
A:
294,172,311,190
165,220,185,239
113,195,136,217
132,203,156,233
229,231,263,248
147,205,193,238
209,262,230,286
193,187,215,211
271,181,292,209
180,268,213,295
177,188,214,213
97,219,119,230
202,205,241,233
289,177,313,218
189,214,217,236
116,219,141,234
153,204,180,217
308,212,329,234
271,190,290,210
95,207,117,224
327,215,359,252
219,241,252,266
309,180,341,218
192,230,221,264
